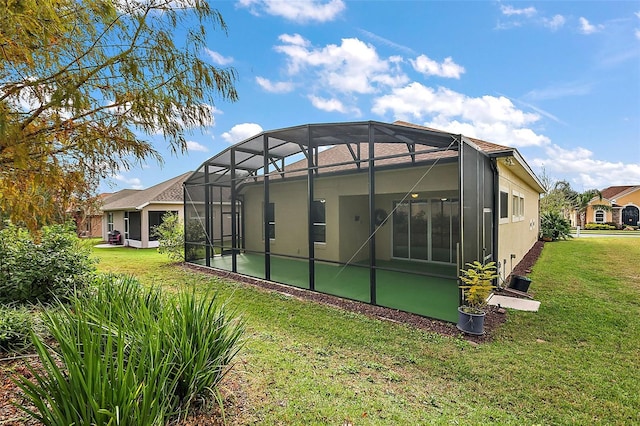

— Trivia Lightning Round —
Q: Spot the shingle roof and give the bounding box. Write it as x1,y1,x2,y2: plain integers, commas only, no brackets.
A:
600,185,638,200
102,172,191,211
273,121,511,179
393,121,511,153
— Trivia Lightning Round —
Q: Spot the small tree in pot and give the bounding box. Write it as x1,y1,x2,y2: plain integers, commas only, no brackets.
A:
457,261,498,335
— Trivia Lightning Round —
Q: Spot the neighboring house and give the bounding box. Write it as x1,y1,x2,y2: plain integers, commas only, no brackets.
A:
581,185,640,228
74,193,112,238
183,121,544,322
101,172,192,248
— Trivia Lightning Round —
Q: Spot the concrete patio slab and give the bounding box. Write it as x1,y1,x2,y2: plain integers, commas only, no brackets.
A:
488,294,540,312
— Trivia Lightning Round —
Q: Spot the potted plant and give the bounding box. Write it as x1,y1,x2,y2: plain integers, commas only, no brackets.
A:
457,261,498,335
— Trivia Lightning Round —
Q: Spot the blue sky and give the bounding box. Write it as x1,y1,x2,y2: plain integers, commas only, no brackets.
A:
101,0,640,194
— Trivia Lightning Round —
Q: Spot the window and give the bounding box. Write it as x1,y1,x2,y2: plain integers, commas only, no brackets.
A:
512,191,525,221
595,210,605,223
499,191,509,221
148,211,178,241
264,202,275,240
107,212,114,232
311,200,326,243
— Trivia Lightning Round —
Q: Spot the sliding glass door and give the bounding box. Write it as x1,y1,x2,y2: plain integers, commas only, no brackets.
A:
393,198,458,263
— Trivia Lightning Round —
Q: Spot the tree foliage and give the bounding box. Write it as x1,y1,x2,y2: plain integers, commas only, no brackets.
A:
0,0,238,231
152,211,184,262
0,222,95,304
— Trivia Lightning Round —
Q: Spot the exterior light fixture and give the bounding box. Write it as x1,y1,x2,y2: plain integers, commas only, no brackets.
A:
411,193,419,199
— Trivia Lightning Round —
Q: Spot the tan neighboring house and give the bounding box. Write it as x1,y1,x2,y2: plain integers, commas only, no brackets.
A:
74,193,112,238
583,185,640,228
101,172,191,248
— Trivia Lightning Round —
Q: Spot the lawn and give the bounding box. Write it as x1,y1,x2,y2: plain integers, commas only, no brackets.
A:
92,239,640,425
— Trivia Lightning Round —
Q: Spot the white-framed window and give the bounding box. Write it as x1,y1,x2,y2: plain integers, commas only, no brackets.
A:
107,212,114,232
594,209,605,223
512,191,525,221
312,199,326,243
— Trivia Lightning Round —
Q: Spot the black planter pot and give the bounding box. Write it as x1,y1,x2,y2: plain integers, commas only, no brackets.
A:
510,275,532,292
456,307,486,335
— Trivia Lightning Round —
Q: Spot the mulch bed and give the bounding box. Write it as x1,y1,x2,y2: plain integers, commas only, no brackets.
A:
0,241,544,425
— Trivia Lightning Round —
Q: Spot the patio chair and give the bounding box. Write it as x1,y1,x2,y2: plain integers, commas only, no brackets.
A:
108,230,122,245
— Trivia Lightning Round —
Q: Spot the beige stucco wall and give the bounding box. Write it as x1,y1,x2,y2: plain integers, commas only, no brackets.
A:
496,162,541,279
237,159,542,280
240,163,459,263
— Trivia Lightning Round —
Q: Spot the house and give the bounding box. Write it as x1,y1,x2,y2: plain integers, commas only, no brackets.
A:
101,172,192,248
73,193,112,238
582,185,640,228
183,121,544,322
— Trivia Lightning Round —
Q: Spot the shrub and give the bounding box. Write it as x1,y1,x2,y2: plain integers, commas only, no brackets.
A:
540,211,572,241
152,212,185,262
17,274,245,424
584,223,616,230
0,223,95,305
0,306,34,353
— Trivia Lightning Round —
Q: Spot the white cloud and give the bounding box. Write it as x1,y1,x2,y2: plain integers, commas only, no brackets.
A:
500,5,536,17
371,82,549,147
579,17,604,34
636,29,640,40
237,0,345,23
186,140,209,152
221,123,263,144
531,144,640,189
204,48,233,65
256,77,295,93
275,34,407,94
543,14,566,31
113,174,143,189
308,95,360,115
410,55,465,79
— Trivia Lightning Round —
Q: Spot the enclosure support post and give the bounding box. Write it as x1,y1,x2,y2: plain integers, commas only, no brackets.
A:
263,134,271,281
230,149,238,273
307,127,315,291
368,123,377,305
219,187,224,255
182,186,188,263
204,167,211,267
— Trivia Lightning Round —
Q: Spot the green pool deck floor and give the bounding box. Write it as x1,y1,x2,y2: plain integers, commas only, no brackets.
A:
194,253,459,322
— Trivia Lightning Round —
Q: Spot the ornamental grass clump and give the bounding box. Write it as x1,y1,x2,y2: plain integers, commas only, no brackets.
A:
0,306,34,353
16,274,245,425
459,261,498,314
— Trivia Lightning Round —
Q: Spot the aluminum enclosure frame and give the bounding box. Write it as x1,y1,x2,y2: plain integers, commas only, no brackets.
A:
183,121,498,321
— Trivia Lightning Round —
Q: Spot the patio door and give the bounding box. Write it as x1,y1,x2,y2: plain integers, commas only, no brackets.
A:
393,198,458,263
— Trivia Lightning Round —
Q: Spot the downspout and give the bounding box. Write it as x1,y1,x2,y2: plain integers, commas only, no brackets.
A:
490,158,500,280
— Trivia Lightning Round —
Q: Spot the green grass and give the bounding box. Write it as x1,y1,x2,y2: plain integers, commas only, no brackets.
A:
92,241,640,425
